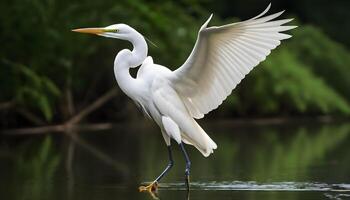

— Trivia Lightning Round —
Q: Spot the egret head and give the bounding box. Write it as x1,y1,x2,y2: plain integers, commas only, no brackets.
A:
72,24,136,40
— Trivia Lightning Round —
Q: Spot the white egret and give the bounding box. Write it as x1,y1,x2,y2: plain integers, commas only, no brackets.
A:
73,4,296,192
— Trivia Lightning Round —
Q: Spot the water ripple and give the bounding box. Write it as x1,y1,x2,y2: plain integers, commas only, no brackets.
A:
157,181,350,192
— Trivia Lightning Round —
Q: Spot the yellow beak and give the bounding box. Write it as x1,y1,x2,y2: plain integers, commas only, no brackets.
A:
72,27,105,35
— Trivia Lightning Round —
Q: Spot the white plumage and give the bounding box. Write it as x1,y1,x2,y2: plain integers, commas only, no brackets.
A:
172,4,296,120
73,3,295,158
73,3,296,190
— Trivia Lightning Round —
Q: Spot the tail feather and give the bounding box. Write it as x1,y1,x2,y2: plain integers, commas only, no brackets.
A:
181,120,217,157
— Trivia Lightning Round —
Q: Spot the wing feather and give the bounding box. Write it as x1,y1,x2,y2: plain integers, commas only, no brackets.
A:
170,4,296,118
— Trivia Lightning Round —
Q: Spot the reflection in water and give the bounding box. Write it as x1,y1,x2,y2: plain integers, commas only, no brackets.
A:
1,121,350,200
65,131,129,174
1,136,61,200
324,193,350,200
158,181,350,191
139,183,191,200
139,122,350,183
65,135,75,200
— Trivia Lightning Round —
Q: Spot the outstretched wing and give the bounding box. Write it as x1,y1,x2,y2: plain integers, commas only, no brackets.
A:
169,4,296,119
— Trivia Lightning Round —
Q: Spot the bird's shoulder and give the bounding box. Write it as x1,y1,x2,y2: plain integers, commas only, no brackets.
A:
137,56,153,78
138,58,172,80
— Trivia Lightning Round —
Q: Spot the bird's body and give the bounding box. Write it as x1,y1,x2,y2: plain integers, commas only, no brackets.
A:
115,40,218,156
73,3,296,192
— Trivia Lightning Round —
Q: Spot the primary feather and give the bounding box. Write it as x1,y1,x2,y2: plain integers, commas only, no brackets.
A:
170,3,296,119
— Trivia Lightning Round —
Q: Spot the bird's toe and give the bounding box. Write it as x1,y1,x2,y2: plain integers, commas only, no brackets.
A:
139,181,158,193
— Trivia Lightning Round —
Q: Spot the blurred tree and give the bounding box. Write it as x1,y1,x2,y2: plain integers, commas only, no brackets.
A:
290,25,350,100
0,0,349,128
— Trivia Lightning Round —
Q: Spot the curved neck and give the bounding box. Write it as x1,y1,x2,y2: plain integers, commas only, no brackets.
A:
113,30,148,99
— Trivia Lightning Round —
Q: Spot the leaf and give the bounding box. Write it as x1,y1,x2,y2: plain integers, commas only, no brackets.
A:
38,96,53,121
42,77,61,97
39,136,52,163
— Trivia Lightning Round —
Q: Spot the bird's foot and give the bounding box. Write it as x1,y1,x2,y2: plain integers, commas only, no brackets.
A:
139,181,159,199
139,181,158,193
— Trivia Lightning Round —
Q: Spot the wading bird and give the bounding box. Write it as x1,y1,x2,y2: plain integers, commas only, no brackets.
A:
73,3,295,193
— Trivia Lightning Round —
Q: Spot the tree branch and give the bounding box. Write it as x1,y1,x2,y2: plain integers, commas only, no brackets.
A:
16,107,46,126
2,88,118,134
0,101,15,110
66,88,118,125
1,123,113,135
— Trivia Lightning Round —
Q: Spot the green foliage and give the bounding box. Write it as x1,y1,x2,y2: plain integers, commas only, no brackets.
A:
12,136,61,199
0,0,207,126
2,60,61,121
0,0,350,127
290,25,350,100
236,47,350,115
223,25,350,116
139,122,350,183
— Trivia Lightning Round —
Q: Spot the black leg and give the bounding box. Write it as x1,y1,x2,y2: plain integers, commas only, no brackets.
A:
155,145,174,182
139,145,174,193
179,143,191,190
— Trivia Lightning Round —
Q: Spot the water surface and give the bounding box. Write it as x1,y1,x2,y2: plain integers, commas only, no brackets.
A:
1,120,350,199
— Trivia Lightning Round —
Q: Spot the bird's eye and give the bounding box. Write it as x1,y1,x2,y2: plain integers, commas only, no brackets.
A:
114,29,119,33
